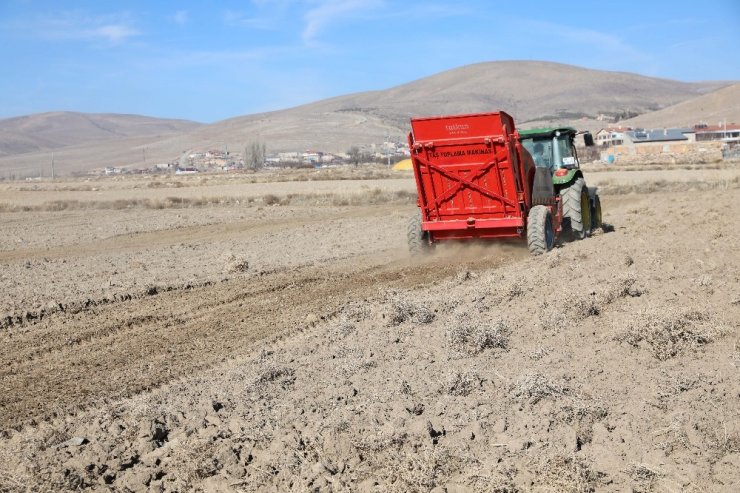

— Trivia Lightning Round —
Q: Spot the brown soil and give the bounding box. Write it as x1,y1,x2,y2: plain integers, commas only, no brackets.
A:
0,173,738,492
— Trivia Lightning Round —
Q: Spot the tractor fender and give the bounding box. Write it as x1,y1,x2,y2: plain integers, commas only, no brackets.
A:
552,168,582,186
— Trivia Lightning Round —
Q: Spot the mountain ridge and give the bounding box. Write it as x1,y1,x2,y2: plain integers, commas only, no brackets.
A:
0,112,203,157
623,83,740,128
0,61,735,176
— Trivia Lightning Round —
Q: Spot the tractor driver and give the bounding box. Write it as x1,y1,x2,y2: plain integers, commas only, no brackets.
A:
533,142,547,168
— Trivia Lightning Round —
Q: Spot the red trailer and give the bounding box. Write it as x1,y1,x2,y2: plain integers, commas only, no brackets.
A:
407,111,562,255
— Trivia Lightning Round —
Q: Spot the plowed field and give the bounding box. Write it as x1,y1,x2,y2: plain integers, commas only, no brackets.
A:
1,167,738,492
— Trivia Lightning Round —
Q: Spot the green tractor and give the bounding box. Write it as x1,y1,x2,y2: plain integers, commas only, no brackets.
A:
519,127,602,240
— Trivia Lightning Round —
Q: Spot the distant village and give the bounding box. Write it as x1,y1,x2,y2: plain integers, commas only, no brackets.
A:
102,141,411,176
98,121,740,176
594,122,740,163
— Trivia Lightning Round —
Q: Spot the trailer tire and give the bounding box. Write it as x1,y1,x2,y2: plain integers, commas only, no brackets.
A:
527,205,554,256
407,215,431,255
560,177,591,240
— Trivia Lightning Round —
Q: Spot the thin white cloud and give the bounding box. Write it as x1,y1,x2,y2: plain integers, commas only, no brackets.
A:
523,19,646,61
622,18,702,33
85,24,139,43
10,11,140,44
224,0,385,40
173,10,189,26
136,47,285,71
302,0,383,43
250,0,296,8
224,1,300,31
178,49,270,64
375,3,475,20
223,9,276,30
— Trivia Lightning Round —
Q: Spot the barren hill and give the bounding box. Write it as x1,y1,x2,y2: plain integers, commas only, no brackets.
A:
192,60,725,153
0,112,202,157
0,61,733,177
623,83,740,128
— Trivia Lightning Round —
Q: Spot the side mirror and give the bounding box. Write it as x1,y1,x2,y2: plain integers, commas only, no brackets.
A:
583,133,595,147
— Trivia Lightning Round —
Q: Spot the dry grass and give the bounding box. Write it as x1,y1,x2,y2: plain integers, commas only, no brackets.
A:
385,296,435,326
327,188,415,206
598,176,740,195
174,165,404,186
653,413,692,455
223,254,249,274
657,370,700,401
4,165,408,189
627,463,662,487
732,340,740,369
617,309,722,360
445,370,482,396
383,446,457,491
511,372,570,404
583,162,730,173
0,188,417,212
537,454,604,493
338,301,373,324
536,304,570,331
716,430,740,455
447,318,511,354
0,449,31,491
146,180,186,188
248,365,295,395
232,165,404,184
557,398,608,427
262,193,283,206
0,196,249,212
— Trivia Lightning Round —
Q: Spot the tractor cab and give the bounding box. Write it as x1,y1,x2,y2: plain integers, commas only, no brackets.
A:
519,127,581,171
519,127,594,187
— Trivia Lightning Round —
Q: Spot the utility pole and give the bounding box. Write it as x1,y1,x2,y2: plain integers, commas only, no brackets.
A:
51,152,55,180
386,135,391,167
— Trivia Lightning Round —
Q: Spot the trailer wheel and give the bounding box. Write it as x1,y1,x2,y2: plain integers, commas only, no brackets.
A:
591,193,603,231
407,215,431,255
560,177,591,240
527,205,554,256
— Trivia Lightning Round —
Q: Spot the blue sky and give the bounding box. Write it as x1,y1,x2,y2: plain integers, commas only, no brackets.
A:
1,0,739,123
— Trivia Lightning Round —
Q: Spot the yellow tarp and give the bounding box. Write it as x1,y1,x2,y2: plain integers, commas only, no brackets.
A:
392,158,413,171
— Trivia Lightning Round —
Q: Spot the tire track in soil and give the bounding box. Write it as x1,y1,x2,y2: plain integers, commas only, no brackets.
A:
0,248,523,432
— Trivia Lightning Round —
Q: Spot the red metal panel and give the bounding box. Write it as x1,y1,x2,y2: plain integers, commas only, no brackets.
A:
432,228,522,240
422,218,524,231
409,111,527,241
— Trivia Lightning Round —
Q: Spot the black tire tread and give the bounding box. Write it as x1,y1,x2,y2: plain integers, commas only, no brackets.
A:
527,205,552,256
560,177,588,240
592,193,603,230
407,215,428,254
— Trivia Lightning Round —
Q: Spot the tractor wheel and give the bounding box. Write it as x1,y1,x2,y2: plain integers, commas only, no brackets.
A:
527,205,554,256
407,214,431,255
560,177,591,240
591,193,603,231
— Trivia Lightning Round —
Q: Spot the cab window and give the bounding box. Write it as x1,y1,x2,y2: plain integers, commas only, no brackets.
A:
555,136,575,169
522,139,552,169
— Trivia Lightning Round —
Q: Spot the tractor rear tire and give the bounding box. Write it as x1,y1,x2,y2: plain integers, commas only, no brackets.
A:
527,205,554,256
560,177,591,240
407,214,431,255
591,193,603,231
